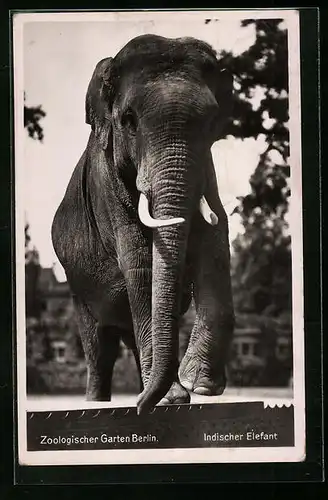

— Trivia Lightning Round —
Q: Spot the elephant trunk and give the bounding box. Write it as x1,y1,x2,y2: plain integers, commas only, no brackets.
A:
136,150,197,414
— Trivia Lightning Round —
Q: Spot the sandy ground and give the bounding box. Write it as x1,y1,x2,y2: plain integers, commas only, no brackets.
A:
26,387,293,411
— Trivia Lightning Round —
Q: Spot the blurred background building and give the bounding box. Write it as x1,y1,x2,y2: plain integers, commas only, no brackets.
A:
25,250,293,395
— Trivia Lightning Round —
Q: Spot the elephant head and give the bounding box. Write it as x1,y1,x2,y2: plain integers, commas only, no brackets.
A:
85,34,234,412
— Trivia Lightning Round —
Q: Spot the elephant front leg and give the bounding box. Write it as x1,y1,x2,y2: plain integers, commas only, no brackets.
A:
124,264,190,406
123,264,153,388
118,212,190,407
179,213,235,395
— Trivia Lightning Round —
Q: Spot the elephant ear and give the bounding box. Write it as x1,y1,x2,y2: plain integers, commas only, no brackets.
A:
85,57,114,150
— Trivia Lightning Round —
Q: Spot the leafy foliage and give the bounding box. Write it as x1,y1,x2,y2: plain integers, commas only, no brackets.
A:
24,94,46,142
217,19,291,317
24,104,46,141
24,96,45,260
222,20,289,146
24,97,46,317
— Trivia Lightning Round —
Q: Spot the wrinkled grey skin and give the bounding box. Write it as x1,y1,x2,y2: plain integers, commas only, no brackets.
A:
52,34,235,414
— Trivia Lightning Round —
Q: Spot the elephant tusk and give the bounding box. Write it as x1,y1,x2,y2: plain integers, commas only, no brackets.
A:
138,193,185,228
199,196,218,225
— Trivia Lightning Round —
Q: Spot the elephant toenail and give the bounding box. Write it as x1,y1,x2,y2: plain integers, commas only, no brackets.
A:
193,386,213,395
159,398,170,405
193,385,225,396
179,380,193,391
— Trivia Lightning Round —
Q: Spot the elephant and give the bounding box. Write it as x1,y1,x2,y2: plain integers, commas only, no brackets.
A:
51,34,235,415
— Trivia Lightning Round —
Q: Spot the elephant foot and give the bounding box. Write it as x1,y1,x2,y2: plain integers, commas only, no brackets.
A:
178,352,227,396
86,394,112,402
86,386,112,401
158,381,190,406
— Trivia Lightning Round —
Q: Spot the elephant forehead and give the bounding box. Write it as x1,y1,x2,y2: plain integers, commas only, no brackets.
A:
117,33,217,57
145,77,212,99
113,36,218,83
150,78,218,114
117,75,217,115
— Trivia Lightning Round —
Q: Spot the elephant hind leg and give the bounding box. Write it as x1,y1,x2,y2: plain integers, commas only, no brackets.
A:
121,330,144,394
74,300,121,401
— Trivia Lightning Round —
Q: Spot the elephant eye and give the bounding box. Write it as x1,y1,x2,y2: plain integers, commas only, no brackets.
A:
121,109,137,133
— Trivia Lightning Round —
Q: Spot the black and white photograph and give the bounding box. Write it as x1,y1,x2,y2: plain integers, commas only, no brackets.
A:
14,9,305,466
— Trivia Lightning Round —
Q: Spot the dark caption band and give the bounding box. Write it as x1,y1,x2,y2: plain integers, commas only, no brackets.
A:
27,402,294,451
